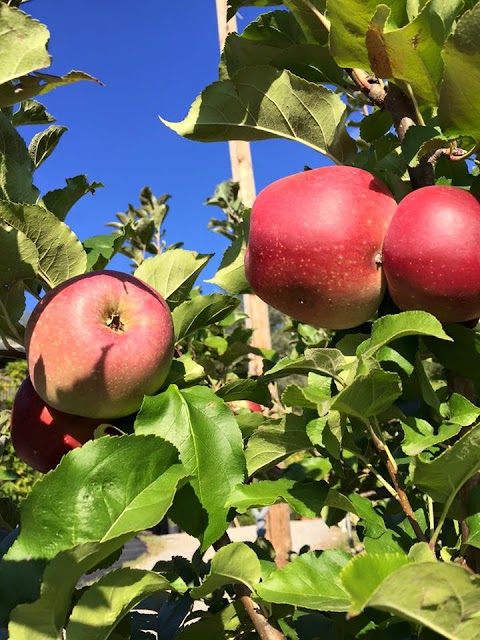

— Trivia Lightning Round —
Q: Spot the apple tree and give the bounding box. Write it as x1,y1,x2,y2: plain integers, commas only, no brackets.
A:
2,1,480,639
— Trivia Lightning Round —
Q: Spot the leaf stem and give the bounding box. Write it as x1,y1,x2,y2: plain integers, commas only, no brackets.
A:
366,418,427,542
213,533,285,640
352,449,397,498
297,0,331,32
429,490,458,550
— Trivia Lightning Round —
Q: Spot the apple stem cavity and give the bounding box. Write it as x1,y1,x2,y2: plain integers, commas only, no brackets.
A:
106,313,125,332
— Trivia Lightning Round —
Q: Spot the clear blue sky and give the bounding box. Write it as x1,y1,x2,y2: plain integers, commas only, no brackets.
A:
25,1,330,282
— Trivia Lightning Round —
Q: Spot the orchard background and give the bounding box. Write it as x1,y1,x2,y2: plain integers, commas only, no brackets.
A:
1,1,480,639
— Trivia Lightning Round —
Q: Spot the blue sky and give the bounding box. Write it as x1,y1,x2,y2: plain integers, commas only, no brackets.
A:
25,1,330,282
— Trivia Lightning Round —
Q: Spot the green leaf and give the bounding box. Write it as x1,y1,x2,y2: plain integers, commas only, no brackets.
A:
446,393,480,426
0,226,38,285
83,232,126,272
226,478,329,519
161,355,205,389
327,0,407,69
256,550,351,611
0,71,102,109
172,293,240,341
190,542,261,598
0,111,38,203
413,424,480,504
366,562,480,639
65,569,172,640
206,215,249,294
245,413,312,476
439,3,480,140
283,0,330,45
12,100,55,127
0,435,187,624
227,0,286,21
261,348,345,383
221,11,344,86
360,109,393,143
134,250,212,309
359,311,452,359
134,385,245,549
161,65,356,165
307,411,343,460
42,175,104,222
176,602,244,640
28,125,67,170
0,201,87,289
0,281,25,339
7,537,132,640
0,4,50,85
348,493,404,554
331,370,402,421
425,324,480,392
216,378,271,406
340,553,411,616
400,416,461,456
366,0,462,105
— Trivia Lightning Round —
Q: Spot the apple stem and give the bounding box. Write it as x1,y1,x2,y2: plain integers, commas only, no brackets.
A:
367,418,428,543
213,532,285,640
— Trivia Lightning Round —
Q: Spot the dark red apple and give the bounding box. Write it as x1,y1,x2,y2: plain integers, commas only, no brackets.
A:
245,166,397,329
382,185,480,323
10,378,110,473
26,270,174,419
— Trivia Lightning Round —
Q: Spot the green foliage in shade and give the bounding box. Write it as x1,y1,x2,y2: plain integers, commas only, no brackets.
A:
0,4,50,86
190,542,261,598
0,227,38,286
412,424,480,504
340,553,411,615
161,65,356,165
439,3,480,140
172,294,240,341
227,0,284,21
226,478,329,519
134,249,212,309
0,112,39,204
0,281,25,338
365,562,480,639
216,378,271,405
0,201,87,289
134,385,245,549
0,435,187,624
28,125,67,171
205,214,249,294
255,550,352,611
83,232,127,272
64,569,173,640
11,100,55,127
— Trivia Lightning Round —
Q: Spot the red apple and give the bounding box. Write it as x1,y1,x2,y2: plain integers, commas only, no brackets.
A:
382,186,480,323
245,166,397,329
26,270,174,419
10,378,109,473
227,400,263,414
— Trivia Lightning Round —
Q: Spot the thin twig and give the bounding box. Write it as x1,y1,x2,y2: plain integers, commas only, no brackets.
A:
213,533,285,640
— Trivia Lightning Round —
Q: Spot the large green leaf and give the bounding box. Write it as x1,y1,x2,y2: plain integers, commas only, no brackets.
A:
0,71,101,108
134,250,212,309
161,65,356,165
28,125,67,170
331,370,402,421
283,0,330,45
190,542,261,598
221,11,344,86
226,478,329,518
0,226,38,285
438,3,480,140
12,100,55,127
134,385,245,549
0,435,187,624
8,537,132,640
400,416,461,456
172,293,240,342
0,201,87,289
42,175,103,222
366,0,462,105
366,562,480,639
0,4,50,85
0,112,38,204
256,550,351,611
413,424,480,504
65,569,173,640
245,413,312,476
261,348,345,383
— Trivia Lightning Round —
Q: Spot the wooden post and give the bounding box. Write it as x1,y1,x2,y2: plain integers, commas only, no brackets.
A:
215,0,292,567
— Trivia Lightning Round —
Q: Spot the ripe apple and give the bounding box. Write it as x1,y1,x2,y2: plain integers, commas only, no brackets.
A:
26,270,174,419
10,378,110,473
245,166,397,329
227,400,263,414
382,186,480,323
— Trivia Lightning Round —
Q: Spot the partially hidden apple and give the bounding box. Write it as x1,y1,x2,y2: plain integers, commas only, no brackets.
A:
10,377,111,473
245,166,397,329
382,185,480,323
26,270,174,419
227,400,263,414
